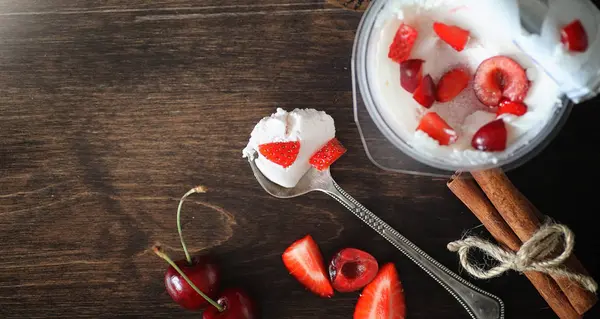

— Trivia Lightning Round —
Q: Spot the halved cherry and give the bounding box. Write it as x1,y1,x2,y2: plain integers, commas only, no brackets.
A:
416,112,457,146
497,99,527,117
561,19,588,52
413,74,436,108
329,248,379,293
471,119,507,152
473,56,530,107
400,59,424,93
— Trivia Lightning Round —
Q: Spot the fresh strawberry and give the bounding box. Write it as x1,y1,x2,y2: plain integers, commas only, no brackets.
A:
471,119,507,152
416,112,457,146
354,263,406,319
473,56,529,107
413,74,436,108
388,24,418,63
433,22,470,52
400,59,424,93
436,68,470,102
561,19,588,52
497,99,527,117
309,138,347,171
258,141,300,168
282,235,334,298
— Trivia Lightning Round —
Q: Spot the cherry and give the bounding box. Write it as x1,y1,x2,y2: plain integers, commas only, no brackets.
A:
471,119,507,152
328,248,378,293
164,255,220,310
203,288,257,319
400,59,424,93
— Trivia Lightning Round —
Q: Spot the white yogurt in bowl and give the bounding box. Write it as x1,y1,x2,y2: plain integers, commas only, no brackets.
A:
353,0,572,173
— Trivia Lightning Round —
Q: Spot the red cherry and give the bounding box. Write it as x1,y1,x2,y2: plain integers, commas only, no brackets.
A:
164,255,221,310
400,59,424,93
413,74,436,108
329,248,379,293
202,288,257,319
471,119,507,152
561,19,588,52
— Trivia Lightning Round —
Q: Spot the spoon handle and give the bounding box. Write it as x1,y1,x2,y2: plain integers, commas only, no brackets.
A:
323,179,504,319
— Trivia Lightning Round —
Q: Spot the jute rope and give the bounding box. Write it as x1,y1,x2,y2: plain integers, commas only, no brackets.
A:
447,224,598,293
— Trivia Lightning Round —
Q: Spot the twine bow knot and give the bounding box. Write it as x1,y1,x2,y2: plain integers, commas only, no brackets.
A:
447,224,598,293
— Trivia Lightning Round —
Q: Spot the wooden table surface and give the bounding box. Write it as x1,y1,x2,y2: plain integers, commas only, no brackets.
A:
1,1,599,318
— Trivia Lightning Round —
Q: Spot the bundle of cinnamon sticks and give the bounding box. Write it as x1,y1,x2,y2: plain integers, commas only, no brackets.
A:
448,168,597,319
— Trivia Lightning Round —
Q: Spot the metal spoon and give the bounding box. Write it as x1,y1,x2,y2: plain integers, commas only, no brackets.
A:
247,154,504,319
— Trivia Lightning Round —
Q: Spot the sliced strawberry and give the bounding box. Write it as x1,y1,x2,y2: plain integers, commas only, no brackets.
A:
400,59,424,93
413,74,436,108
436,68,470,102
433,22,470,52
388,24,418,63
416,112,457,146
309,138,347,171
282,235,334,298
354,263,406,319
497,99,527,117
258,141,300,168
561,19,588,52
472,119,507,152
473,56,530,107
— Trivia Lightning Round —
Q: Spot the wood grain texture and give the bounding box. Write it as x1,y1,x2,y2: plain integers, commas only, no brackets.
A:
0,1,598,318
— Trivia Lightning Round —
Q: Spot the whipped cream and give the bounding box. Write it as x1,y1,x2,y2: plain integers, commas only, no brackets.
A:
243,108,335,188
368,0,564,167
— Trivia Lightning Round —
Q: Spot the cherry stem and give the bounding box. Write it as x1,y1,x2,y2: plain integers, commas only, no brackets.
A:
177,186,207,265
153,245,224,312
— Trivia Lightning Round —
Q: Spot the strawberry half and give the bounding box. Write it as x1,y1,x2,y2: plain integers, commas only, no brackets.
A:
258,141,300,168
354,263,406,319
388,23,418,63
433,22,470,52
561,19,588,52
416,112,457,146
472,119,507,152
282,235,334,298
436,68,470,102
400,59,424,93
497,98,527,117
473,56,530,107
309,138,347,171
413,74,436,108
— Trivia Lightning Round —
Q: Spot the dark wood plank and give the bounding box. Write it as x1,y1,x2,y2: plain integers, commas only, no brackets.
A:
0,1,599,318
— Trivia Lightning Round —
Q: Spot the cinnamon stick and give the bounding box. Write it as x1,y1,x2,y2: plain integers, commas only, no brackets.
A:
471,168,598,315
448,173,581,319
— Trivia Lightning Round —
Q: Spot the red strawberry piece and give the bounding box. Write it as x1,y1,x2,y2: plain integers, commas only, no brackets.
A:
258,141,300,168
471,119,507,152
416,112,457,146
413,74,436,108
433,22,470,52
309,138,347,171
497,98,527,117
473,56,530,107
561,19,588,52
354,263,406,319
388,23,418,63
400,59,424,93
436,68,470,102
329,248,378,293
282,234,334,298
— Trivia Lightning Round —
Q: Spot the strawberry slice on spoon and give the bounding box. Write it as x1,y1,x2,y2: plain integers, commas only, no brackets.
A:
309,138,347,171
354,263,406,319
258,141,300,168
282,234,334,297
